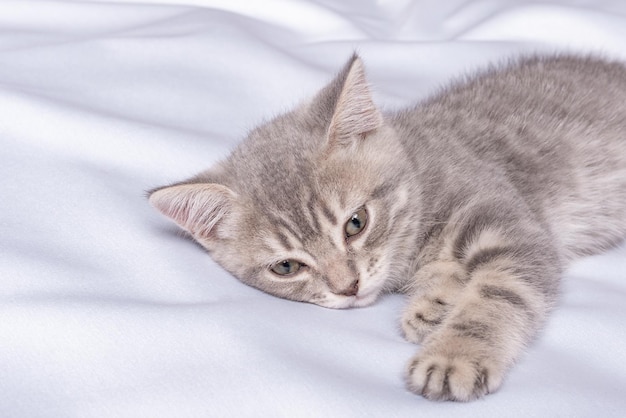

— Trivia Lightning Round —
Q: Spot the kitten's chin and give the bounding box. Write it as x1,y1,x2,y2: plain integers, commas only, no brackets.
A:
314,289,381,309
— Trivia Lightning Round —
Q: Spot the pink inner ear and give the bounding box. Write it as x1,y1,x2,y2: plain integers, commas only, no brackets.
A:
328,58,383,146
149,183,235,237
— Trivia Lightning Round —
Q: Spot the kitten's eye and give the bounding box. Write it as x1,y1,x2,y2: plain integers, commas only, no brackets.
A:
345,207,368,238
270,260,302,276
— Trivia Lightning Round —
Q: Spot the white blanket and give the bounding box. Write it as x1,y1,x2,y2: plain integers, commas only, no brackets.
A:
1,1,625,416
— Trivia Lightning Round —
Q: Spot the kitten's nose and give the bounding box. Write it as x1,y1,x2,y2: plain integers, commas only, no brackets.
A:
338,279,359,297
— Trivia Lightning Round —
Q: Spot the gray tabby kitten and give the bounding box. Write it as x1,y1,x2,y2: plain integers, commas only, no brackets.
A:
149,54,626,401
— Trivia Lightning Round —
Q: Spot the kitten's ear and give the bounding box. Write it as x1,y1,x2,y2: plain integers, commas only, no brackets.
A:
326,54,383,146
148,183,235,238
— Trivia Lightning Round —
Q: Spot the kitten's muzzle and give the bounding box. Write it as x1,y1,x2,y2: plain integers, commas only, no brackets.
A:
335,279,359,297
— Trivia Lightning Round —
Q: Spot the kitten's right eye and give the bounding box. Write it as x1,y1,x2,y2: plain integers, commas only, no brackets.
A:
345,207,368,238
270,260,302,276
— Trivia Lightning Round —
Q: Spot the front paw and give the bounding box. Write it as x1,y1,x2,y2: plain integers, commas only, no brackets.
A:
401,296,450,343
401,261,466,343
405,348,504,402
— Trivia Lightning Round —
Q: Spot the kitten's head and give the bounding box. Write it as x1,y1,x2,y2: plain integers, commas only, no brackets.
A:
149,54,417,308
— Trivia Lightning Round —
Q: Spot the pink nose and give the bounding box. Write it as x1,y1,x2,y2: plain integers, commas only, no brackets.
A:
338,279,359,297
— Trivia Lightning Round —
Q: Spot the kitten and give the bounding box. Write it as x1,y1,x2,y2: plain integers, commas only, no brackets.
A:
149,54,626,401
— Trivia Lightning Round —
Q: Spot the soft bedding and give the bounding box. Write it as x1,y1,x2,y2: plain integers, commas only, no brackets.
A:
1,0,625,416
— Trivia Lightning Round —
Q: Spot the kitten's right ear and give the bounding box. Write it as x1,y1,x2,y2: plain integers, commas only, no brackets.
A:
310,53,383,148
327,55,382,146
148,183,235,238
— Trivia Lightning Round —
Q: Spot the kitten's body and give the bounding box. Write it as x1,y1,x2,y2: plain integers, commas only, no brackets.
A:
150,55,626,401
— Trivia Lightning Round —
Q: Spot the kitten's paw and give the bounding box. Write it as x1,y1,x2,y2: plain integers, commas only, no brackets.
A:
405,351,504,402
401,297,450,343
401,261,467,343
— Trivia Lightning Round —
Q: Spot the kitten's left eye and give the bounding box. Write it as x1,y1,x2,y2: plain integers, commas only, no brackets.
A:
345,207,368,238
270,260,302,276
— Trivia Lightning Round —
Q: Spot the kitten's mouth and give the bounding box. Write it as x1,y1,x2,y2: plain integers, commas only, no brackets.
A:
316,287,381,309
352,289,380,307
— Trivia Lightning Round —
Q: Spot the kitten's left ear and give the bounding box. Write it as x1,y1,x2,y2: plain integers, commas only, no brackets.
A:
148,183,236,239
327,55,383,147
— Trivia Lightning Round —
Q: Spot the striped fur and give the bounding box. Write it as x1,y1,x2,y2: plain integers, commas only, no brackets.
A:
150,54,626,401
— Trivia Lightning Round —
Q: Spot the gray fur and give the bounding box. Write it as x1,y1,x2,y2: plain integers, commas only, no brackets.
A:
149,54,626,401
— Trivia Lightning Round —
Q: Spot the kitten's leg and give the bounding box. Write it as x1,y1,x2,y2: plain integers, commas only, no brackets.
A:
401,261,466,343
405,211,560,401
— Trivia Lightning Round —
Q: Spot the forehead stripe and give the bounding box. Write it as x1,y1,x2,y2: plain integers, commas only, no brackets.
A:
275,231,293,251
267,213,304,242
320,200,337,225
